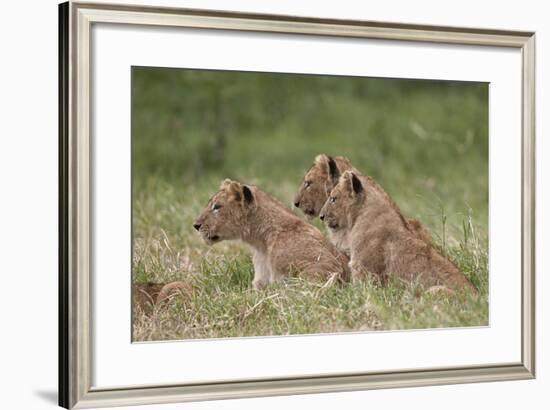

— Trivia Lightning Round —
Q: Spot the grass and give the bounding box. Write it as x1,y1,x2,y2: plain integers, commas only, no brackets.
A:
133,240,487,341
131,68,489,341
132,179,488,341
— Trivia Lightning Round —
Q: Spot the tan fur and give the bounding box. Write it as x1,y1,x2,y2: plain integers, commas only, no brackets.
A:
293,154,355,218
157,281,193,304
319,171,477,293
132,281,193,313
293,154,432,245
194,179,350,289
132,283,164,312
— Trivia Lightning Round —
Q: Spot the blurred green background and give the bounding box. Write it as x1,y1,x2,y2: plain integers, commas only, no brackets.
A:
132,67,488,241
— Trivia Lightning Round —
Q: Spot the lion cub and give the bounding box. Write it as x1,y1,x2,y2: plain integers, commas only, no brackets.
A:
293,154,431,246
319,171,477,292
193,179,350,289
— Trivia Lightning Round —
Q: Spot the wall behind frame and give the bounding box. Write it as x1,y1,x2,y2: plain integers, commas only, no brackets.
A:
0,0,546,409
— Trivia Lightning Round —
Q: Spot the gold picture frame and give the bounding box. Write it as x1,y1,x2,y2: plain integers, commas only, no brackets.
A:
59,1,535,408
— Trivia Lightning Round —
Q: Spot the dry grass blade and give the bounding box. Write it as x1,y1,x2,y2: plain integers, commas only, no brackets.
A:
242,293,280,320
313,271,340,298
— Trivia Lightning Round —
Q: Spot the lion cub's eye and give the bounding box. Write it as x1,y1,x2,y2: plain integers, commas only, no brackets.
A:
212,204,222,212
329,196,337,203
304,181,312,189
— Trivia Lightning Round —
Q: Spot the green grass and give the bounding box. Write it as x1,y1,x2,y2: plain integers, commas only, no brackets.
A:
132,179,488,341
133,237,487,341
131,68,489,341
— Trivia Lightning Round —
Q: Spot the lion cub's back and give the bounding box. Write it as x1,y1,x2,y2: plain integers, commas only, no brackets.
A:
270,217,350,282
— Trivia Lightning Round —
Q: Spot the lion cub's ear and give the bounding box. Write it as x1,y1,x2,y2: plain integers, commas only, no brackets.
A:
314,154,339,182
242,185,254,205
220,179,242,201
327,156,340,184
220,178,235,190
342,171,364,196
314,154,329,167
220,179,254,205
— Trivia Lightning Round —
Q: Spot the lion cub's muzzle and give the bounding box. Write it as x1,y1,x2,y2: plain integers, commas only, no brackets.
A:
298,202,316,218
193,221,221,244
293,194,317,218
327,221,339,230
320,212,339,230
200,230,221,244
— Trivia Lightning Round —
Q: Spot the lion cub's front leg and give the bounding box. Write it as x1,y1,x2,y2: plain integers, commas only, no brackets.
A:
252,251,274,290
349,258,368,283
349,258,384,284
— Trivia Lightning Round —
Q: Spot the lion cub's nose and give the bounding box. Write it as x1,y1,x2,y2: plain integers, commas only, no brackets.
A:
193,223,202,231
294,200,300,207
319,214,325,221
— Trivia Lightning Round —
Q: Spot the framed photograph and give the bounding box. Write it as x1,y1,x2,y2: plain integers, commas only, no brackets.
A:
59,1,535,408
